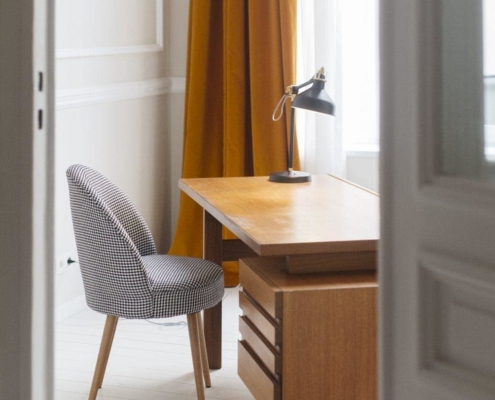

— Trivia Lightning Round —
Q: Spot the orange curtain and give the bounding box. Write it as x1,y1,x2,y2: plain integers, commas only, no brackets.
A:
169,0,299,286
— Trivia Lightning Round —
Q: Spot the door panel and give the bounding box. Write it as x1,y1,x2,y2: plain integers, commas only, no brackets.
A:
439,0,484,178
380,0,495,399
436,0,495,180
419,252,495,394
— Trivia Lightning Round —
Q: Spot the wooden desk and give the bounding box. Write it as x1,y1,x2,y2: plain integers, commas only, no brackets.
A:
179,175,379,392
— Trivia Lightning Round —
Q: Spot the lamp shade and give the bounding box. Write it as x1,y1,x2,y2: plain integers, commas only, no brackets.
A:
292,79,335,116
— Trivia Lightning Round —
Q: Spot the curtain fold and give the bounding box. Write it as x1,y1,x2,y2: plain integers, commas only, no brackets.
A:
169,0,298,287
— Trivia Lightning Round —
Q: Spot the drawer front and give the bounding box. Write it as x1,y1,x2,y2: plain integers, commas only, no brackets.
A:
238,340,281,400
240,290,281,348
239,316,280,376
239,259,282,320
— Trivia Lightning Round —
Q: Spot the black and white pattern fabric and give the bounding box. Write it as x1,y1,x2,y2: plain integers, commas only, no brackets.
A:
142,255,224,318
66,164,224,319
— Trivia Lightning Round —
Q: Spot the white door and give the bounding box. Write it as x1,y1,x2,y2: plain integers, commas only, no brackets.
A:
379,0,495,399
0,0,55,398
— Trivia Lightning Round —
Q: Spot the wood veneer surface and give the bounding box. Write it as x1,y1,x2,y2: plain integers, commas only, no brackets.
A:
282,287,377,400
238,341,280,400
180,175,379,257
240,257,378,400
244,256,377,292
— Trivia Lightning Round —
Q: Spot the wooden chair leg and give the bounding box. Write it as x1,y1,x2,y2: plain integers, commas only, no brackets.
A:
196,312,211,388
89,315,118,400
187,313,205,400
97,315,118,389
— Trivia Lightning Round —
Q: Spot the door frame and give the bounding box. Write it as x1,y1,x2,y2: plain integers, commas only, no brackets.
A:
0,0,55,398
379,0,495,399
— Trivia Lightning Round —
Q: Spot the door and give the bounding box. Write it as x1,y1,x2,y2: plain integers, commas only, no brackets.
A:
380,0,495,399
0,0,55,398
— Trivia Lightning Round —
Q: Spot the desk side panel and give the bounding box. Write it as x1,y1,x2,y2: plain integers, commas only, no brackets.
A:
282,286,378,400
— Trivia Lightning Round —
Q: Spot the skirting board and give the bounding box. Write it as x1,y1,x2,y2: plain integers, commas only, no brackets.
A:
55,295,87,323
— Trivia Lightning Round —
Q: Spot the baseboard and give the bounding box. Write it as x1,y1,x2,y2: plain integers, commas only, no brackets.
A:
55,295,87,323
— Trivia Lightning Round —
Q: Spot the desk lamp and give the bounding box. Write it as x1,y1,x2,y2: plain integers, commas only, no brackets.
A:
270,67,335,183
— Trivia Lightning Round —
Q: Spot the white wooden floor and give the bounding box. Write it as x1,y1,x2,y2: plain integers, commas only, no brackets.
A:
55,286,254,400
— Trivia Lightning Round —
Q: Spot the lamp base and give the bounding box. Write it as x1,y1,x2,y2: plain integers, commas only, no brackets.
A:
269,170,312,183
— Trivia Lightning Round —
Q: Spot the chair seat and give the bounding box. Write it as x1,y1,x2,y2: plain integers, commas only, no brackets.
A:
142,254,224,319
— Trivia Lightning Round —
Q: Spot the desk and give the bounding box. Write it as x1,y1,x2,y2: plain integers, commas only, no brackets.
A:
179,175,379,397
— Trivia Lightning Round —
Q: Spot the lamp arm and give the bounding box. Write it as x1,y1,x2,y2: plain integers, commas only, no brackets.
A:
287,67,326,97
288,78,315,96
272,67,327,121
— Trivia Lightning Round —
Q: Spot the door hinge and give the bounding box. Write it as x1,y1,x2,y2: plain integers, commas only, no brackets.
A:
38,71,43,92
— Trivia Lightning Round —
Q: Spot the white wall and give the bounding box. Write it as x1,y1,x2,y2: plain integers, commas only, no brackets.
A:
168,0,189,241
54,0,189,319
346,151,379,192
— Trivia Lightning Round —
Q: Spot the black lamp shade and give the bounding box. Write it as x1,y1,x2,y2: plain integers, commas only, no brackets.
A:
292,79,335,116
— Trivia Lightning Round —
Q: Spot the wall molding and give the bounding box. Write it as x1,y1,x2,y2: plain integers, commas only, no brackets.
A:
56,0,164,59
56,77,186,109
57,44,163,59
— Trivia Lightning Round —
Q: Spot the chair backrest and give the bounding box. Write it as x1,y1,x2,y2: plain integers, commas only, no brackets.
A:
66,164,156,318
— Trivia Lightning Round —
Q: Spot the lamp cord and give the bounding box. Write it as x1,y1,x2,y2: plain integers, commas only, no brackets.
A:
272,93,292,121
272,68,325,122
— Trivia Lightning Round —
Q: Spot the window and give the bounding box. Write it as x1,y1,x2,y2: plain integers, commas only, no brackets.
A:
296,0,380,176
341,0,379,151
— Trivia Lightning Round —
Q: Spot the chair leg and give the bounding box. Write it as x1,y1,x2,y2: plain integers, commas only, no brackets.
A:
187,313,205,400
89,315,118,400
196,312,211,388
97,315,118,389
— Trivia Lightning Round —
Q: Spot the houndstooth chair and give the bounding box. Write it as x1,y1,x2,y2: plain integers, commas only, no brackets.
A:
66,164,224,400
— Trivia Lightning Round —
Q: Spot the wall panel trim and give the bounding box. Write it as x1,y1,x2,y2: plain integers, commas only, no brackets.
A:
57,44,163,59
56,0,164,59
56,77,186,109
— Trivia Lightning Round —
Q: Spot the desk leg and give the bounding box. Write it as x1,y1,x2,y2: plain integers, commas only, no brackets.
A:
203,210,223,369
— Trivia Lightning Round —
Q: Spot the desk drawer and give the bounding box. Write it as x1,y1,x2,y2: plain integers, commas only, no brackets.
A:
240,290,281,348
239,316,280,376
238,340,281,400
239,259,282,320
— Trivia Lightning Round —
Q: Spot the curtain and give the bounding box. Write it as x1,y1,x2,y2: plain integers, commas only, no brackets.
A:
169,0,298,287
297,0,345,176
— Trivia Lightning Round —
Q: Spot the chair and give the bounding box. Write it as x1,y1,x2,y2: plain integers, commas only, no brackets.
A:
66,164,224,400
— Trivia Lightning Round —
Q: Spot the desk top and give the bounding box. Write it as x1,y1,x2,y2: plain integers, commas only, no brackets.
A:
179,175,379,257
